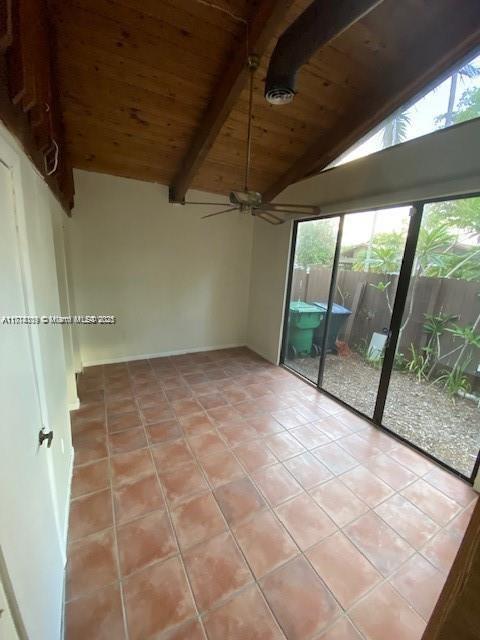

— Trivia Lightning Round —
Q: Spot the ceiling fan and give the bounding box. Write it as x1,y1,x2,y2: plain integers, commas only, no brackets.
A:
183,55,321,225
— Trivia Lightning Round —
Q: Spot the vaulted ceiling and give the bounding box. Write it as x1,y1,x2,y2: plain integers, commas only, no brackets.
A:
48,0,480,202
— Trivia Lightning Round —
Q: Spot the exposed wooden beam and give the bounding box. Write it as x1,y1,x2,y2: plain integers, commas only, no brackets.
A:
169,0,291,203
263,3,480,201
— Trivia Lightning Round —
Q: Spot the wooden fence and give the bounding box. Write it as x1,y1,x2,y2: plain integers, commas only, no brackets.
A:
291,265,480,377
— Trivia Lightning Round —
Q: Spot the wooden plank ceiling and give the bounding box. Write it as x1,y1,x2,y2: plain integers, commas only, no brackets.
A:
49,0,480,201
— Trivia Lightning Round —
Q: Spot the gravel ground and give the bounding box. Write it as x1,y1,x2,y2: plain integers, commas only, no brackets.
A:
285,352,480,478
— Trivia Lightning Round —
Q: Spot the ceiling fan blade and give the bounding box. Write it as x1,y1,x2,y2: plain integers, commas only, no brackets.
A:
184,201,230,206
201,207,238,219
258,206,320,218
253,210,285,225
260,203,321,215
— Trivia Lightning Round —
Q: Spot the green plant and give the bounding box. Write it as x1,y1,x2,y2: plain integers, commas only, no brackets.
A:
434,365,472,402
406,344,430,382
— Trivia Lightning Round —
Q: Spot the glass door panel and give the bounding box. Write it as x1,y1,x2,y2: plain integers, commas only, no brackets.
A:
321,207,412,417
284,217,339,383
383,197,480,478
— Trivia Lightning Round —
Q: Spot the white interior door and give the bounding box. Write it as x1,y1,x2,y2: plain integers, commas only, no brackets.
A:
0,159,65,639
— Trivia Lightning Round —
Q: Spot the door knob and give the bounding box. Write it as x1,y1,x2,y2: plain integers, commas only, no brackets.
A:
39,428,53,448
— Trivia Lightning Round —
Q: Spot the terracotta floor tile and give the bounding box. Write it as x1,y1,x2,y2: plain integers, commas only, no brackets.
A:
253,464,303,506
188,431,228,459
336,410,370,432
260,556,340,640
313,442,358,475
67,529,117,600
107,410,142,434
152,439,195,472
233,510,298,578
214,477,266,525
307,531,382,609
179,412,213,436
284,453,332,489
201,451,245,487
184,531,253,611
108,427,147,455
337,433,381,464
218,421,258,446
265,433,306,461
117,510,177,576
160,461,209,505
234,440,278,471
423,466,476,507
65,583,126,640
204,584,284,640
275,494,336,551
389,446,434,476
207,405,243,425
171,492,226,549
124,556,196,640
223,387,251,404
365,453,417,490
165,386,194,401
74,434,108,466
401,479,461,526
136,391,167,409
106,397,137,417
72,418,105,442
290,424,331,450
310,478,369,527
421,528,462,573
345,512,414,577
111,448,154,487
114,474,165,524
271,409,308,429
71,458,109,498
390,554,445,620
317,617,363,640
375,494,439,549
249,415,285,437
340,465,394,507
447,502,476,539
159,618,206,640
198,393,228,410
172,398,204,418
350,582,426,640
69,489,113,542
142,403,176,423
358,426,397,452
314,416,352,439
147,419,183,444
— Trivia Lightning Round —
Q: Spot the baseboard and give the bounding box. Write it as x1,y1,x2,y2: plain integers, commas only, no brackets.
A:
81,343,246,367
68,397,80,411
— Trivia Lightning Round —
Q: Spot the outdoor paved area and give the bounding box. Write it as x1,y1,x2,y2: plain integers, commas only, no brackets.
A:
286,352,480,478
67,348,477,640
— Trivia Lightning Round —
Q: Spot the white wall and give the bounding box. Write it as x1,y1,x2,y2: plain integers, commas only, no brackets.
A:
246,219,292,363
69,170,254,366
246,118,480,365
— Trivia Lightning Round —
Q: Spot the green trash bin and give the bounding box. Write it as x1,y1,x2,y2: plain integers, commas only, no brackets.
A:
288,302,324,358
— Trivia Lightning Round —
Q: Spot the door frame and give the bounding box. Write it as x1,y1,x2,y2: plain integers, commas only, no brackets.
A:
280,196,480,485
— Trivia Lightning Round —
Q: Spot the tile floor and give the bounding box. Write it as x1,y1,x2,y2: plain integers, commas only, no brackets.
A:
66,348,477,640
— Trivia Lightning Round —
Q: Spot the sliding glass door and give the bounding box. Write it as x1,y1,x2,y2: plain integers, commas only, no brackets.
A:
283,217,339,383
382,197,480,478
320,208,411,417
282,197,480,482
